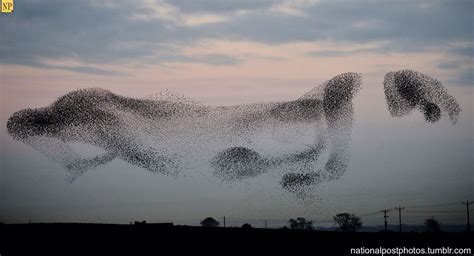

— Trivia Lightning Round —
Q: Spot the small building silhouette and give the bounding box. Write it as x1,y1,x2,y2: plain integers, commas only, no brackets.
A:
134,220,147,225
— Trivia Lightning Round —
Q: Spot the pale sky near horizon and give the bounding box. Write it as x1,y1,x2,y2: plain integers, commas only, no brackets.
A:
0,0,473,227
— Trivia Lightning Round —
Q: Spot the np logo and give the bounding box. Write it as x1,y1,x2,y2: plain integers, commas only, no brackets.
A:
2,0,13,13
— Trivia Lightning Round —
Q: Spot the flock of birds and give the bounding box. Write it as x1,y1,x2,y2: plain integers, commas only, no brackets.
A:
6,70,461,198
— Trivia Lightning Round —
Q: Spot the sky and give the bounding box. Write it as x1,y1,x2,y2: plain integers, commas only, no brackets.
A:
0,0,473,228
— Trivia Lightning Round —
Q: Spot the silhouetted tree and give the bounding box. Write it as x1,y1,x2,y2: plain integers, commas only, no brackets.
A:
241,223,253,229
333,213,362,232
200,217,220,227
425,218,441,232
288,217,313,230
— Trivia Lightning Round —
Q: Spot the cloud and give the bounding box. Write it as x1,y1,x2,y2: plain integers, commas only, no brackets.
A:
0,0,472,74
437,60,463,70
195,54,242,65
307,47,385,57
130,0,232,26
209,0,473,45
307,42,438,57
164,0,279,13
440,65,474,87
53,66,127,76
152,53,242,65
452,68,474,86
270,0,319,16
0,0,243,73
450,45,474,58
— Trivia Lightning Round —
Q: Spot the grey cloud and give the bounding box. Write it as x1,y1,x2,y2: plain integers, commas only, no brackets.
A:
166,0,279,13
444,67,474,86
450,46,474,57
308,50,361,57
0,0,244,74
149,53,242,65
0,0,196,69
195,54,242,65
455,68,474,86
55,66,127,76
208,0,473,45
0,0,473,74
307,43,436,58
242,53,287,62
307,47,391,57
437,60,464,70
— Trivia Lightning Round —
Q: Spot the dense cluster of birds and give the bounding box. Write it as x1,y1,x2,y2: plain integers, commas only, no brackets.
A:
6,70,461,197
384,70,461,123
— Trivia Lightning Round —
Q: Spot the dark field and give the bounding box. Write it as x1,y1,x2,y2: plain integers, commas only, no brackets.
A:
1,223,472,255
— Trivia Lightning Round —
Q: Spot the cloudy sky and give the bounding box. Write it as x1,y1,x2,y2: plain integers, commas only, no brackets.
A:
0,0,472,227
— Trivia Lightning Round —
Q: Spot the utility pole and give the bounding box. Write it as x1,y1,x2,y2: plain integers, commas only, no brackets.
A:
223,216,226,228
461,201,473,232
394,206,405,232
381,209,389,232
264,220,267,229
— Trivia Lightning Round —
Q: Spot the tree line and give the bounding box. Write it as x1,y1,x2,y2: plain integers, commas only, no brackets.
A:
200,213,442,232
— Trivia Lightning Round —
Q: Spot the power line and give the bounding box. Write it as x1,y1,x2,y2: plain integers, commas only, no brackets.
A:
261,200,473,231
395,206,405,232
404,210,465,214
357,211,381,217
461,201,473,232
381,209,390,232
404,202,460,209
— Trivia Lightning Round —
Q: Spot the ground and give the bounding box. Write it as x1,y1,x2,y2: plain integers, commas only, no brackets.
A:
1,223,473,255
